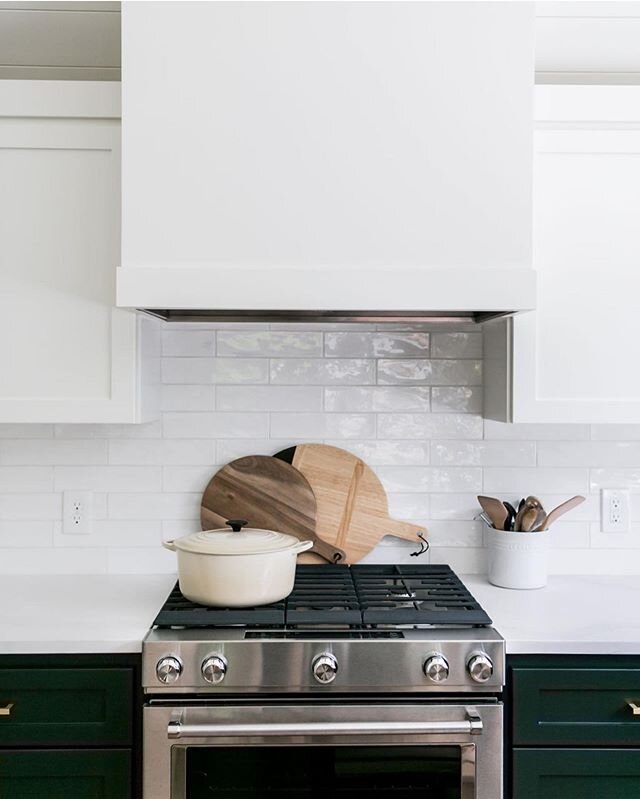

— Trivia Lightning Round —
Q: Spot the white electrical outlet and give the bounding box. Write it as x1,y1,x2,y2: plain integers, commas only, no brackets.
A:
63,491,93,535
601,489,630,534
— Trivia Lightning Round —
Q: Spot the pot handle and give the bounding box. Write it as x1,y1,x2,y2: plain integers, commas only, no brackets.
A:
294,540,314,555
162,540,177,552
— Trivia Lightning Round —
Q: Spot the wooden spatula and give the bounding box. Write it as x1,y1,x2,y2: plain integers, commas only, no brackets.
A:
536,495,586,531
274,444,427,564
200,455,345,563
477,496,509,530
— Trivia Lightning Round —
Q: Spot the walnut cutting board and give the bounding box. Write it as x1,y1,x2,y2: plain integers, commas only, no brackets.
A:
200,455,344,563
274,444,426,564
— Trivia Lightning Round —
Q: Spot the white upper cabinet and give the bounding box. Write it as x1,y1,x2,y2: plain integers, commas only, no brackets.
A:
118,1,535,315
485,85,640,423
0,81,158,423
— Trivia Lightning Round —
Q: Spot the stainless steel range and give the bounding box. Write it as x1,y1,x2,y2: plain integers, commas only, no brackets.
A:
143,564,505,798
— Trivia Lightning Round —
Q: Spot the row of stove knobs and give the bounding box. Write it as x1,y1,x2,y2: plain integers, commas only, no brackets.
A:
423,652,493,683
156,651,493,685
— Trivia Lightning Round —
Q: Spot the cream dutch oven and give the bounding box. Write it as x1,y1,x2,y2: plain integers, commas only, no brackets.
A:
162,519,313,606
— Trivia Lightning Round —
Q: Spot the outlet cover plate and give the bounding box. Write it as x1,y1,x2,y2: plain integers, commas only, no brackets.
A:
63,491,93,535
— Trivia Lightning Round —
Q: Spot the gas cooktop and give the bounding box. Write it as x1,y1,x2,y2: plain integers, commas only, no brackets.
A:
153,564,492,629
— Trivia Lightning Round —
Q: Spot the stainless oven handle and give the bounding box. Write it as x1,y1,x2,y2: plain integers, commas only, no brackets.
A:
167,708,483,739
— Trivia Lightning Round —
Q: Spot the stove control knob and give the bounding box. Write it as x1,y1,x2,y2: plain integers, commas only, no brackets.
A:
312,653,338,685
423,654,450,683
467,653,493,683
201,655,228,685
156,656,182,685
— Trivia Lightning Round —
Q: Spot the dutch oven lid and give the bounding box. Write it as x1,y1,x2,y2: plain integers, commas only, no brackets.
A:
170,519,301,556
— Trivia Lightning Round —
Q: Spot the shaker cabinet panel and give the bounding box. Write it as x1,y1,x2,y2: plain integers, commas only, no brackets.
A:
0,667,133,747
0,749,131,799
513,748,640,799
512,667,640,746
485,85,640,423
0,80,158,423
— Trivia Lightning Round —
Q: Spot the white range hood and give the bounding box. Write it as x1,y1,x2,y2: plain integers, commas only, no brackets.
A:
118,1,535,323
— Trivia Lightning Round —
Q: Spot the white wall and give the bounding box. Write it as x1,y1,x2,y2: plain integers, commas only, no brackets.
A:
0,321,638,575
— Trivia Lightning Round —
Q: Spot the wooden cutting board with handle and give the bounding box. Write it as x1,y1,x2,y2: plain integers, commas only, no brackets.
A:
200,455,345,563
274,444,427,564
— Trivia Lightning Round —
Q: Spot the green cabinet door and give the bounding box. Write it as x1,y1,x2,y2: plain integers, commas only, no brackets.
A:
0,668,133,747
513,749,640,799
512,667,640,746
0,749,131,799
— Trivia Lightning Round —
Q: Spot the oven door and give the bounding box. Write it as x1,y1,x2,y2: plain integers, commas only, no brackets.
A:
144,701,503,799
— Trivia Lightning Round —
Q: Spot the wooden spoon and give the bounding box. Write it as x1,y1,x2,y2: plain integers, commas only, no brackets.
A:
536,495,586,531
477,496,508,530
514,496,544,532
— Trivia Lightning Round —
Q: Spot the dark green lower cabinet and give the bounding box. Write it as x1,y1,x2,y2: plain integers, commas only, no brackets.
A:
514,749,640,799
0,749,131,799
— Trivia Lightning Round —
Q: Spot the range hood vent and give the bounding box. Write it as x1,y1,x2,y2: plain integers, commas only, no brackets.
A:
118,2,535,318
141,309,511,325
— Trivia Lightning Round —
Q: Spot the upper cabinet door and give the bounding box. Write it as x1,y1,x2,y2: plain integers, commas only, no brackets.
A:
485,85,640,424
118,1,535,314
0,81,158,423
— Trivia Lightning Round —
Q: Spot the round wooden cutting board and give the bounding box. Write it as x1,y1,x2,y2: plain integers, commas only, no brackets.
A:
200,455,345,563
274,444,427,564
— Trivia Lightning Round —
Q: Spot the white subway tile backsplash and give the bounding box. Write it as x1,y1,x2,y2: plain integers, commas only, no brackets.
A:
162,357,269,384
218,331,322,357
431,332,482,359
162,466,215,493
431,387,482,414
54,421,162,439
376,467,482,493
163,412,269,439
325,332,429,358
271,359,375,385
0,424,54,439
0,493,61,520
0,467,53,492
324,387,430,413
484,419,589,441
483,467,590,495
53,466,163,493
590,424,640,441
431,441,536,467
162,330,215,357
217,386,322,412
107,493,201,520
378,359,482,386
378,413,483,440
161,385,216,412
108,439,214,466
0,439,107,465
539,442,640,467
0,521,53,547
590,468,640,492
0,322,638,575
323,440,430,465
270,413,376,439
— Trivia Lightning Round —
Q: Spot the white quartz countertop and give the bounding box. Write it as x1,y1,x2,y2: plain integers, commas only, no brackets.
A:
463,574,640,655
0,574,176,654
0,573,639,656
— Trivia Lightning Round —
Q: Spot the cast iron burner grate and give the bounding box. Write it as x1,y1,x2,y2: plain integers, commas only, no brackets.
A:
154,565,491,628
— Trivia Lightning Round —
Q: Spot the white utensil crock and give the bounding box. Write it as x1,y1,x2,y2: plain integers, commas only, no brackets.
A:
162,524,313,606
487,528,549,590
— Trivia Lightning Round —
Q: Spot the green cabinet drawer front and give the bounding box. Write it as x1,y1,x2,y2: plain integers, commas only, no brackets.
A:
0,749,130,799
0,668,133,747
513,668,640,745
513,749,640,799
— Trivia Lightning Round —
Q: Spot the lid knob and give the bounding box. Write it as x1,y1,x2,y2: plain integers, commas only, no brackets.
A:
226,519,249,533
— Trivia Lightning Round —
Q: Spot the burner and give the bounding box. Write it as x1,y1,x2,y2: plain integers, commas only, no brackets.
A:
153,564,491,628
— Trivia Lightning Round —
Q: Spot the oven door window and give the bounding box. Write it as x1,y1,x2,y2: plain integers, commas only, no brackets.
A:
186,745,463,797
